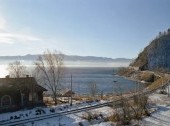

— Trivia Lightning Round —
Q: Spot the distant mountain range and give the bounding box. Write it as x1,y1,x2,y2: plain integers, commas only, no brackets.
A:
0,54,132,63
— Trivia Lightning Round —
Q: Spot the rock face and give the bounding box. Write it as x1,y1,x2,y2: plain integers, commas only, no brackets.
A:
131,29,170,71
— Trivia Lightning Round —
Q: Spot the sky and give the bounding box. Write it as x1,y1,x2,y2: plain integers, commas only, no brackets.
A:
0,0,170,58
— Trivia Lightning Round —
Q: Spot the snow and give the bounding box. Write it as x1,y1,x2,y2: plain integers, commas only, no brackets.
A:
140,91,170,126
24,106,114,126
0,100,115,126
0,100,101,122
91,122,114,126
90,107,115,118
141,105,170,126
3,91,170,126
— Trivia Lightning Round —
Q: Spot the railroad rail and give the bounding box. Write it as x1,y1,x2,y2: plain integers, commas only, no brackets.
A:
1,77,170,126
0,100,120,126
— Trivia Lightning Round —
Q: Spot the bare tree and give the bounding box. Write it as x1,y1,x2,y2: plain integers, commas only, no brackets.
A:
35,50,64,105
88,82,98,99
7,61,30,106
113,82,149,125
7,61,27,78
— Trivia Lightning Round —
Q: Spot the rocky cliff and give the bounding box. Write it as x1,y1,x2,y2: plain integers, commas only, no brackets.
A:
131,29,170,71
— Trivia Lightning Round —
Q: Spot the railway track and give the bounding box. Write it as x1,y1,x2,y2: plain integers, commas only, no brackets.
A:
0,99,120,126
0,92,142,126
1,81,170,126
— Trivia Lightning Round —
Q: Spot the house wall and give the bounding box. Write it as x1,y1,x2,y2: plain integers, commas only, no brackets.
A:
30,91,43,101
0,77,46,113
0,88,21,113
37,91,44,102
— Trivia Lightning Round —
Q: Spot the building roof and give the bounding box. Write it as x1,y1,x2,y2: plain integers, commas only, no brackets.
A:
0,76,47,92
62,89,75,97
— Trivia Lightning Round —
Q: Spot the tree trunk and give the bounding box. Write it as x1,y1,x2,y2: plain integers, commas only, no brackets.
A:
54,94,57,105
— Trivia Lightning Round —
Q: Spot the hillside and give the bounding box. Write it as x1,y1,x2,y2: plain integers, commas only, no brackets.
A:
0,54,131,63
130,29,170,71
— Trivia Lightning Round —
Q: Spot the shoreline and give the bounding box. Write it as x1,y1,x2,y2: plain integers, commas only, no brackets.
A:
115,74,148,85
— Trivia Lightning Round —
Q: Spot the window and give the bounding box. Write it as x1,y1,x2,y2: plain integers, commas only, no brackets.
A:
1,95,11,106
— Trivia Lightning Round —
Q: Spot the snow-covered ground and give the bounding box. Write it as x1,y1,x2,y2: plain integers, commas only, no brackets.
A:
0,100,106,122
25,106,115,126
0,100,115,126
140,91,170,126
2,91,170,126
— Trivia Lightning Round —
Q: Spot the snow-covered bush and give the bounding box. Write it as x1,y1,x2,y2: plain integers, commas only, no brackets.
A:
35,108,46,115
49,108,55,113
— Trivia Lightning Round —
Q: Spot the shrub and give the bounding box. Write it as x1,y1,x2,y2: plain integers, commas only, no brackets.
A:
138,72,154,82
35,108,46,115
50,108,55,113
82,112,98,122
14,115,20,119
107,113,120,122
10,116,13,120
78,122,84,126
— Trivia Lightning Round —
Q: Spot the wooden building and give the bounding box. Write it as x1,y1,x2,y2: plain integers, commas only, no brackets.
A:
0,75,47,113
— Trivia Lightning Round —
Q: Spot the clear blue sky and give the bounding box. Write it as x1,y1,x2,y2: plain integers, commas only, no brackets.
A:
0,0,170,58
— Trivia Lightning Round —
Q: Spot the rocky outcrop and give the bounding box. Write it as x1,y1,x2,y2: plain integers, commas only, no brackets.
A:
131,29,170,71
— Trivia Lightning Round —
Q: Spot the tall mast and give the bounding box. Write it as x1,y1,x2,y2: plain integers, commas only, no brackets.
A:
70,74,72,106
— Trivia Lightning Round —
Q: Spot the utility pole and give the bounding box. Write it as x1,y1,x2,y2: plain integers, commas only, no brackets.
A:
168,85,170,97
70,74,73,106
161,77,164,93
168,77,170,97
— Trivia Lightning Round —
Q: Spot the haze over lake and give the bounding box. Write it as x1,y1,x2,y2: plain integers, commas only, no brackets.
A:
0,55,131,77
0,58,143,95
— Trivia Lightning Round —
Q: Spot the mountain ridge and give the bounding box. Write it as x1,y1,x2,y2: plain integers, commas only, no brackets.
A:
0,54,132,63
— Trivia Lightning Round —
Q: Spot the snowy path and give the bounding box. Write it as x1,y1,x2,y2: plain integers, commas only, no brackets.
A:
142,105,170,126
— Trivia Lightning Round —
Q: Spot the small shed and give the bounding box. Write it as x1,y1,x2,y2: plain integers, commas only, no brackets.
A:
62,89,75,97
